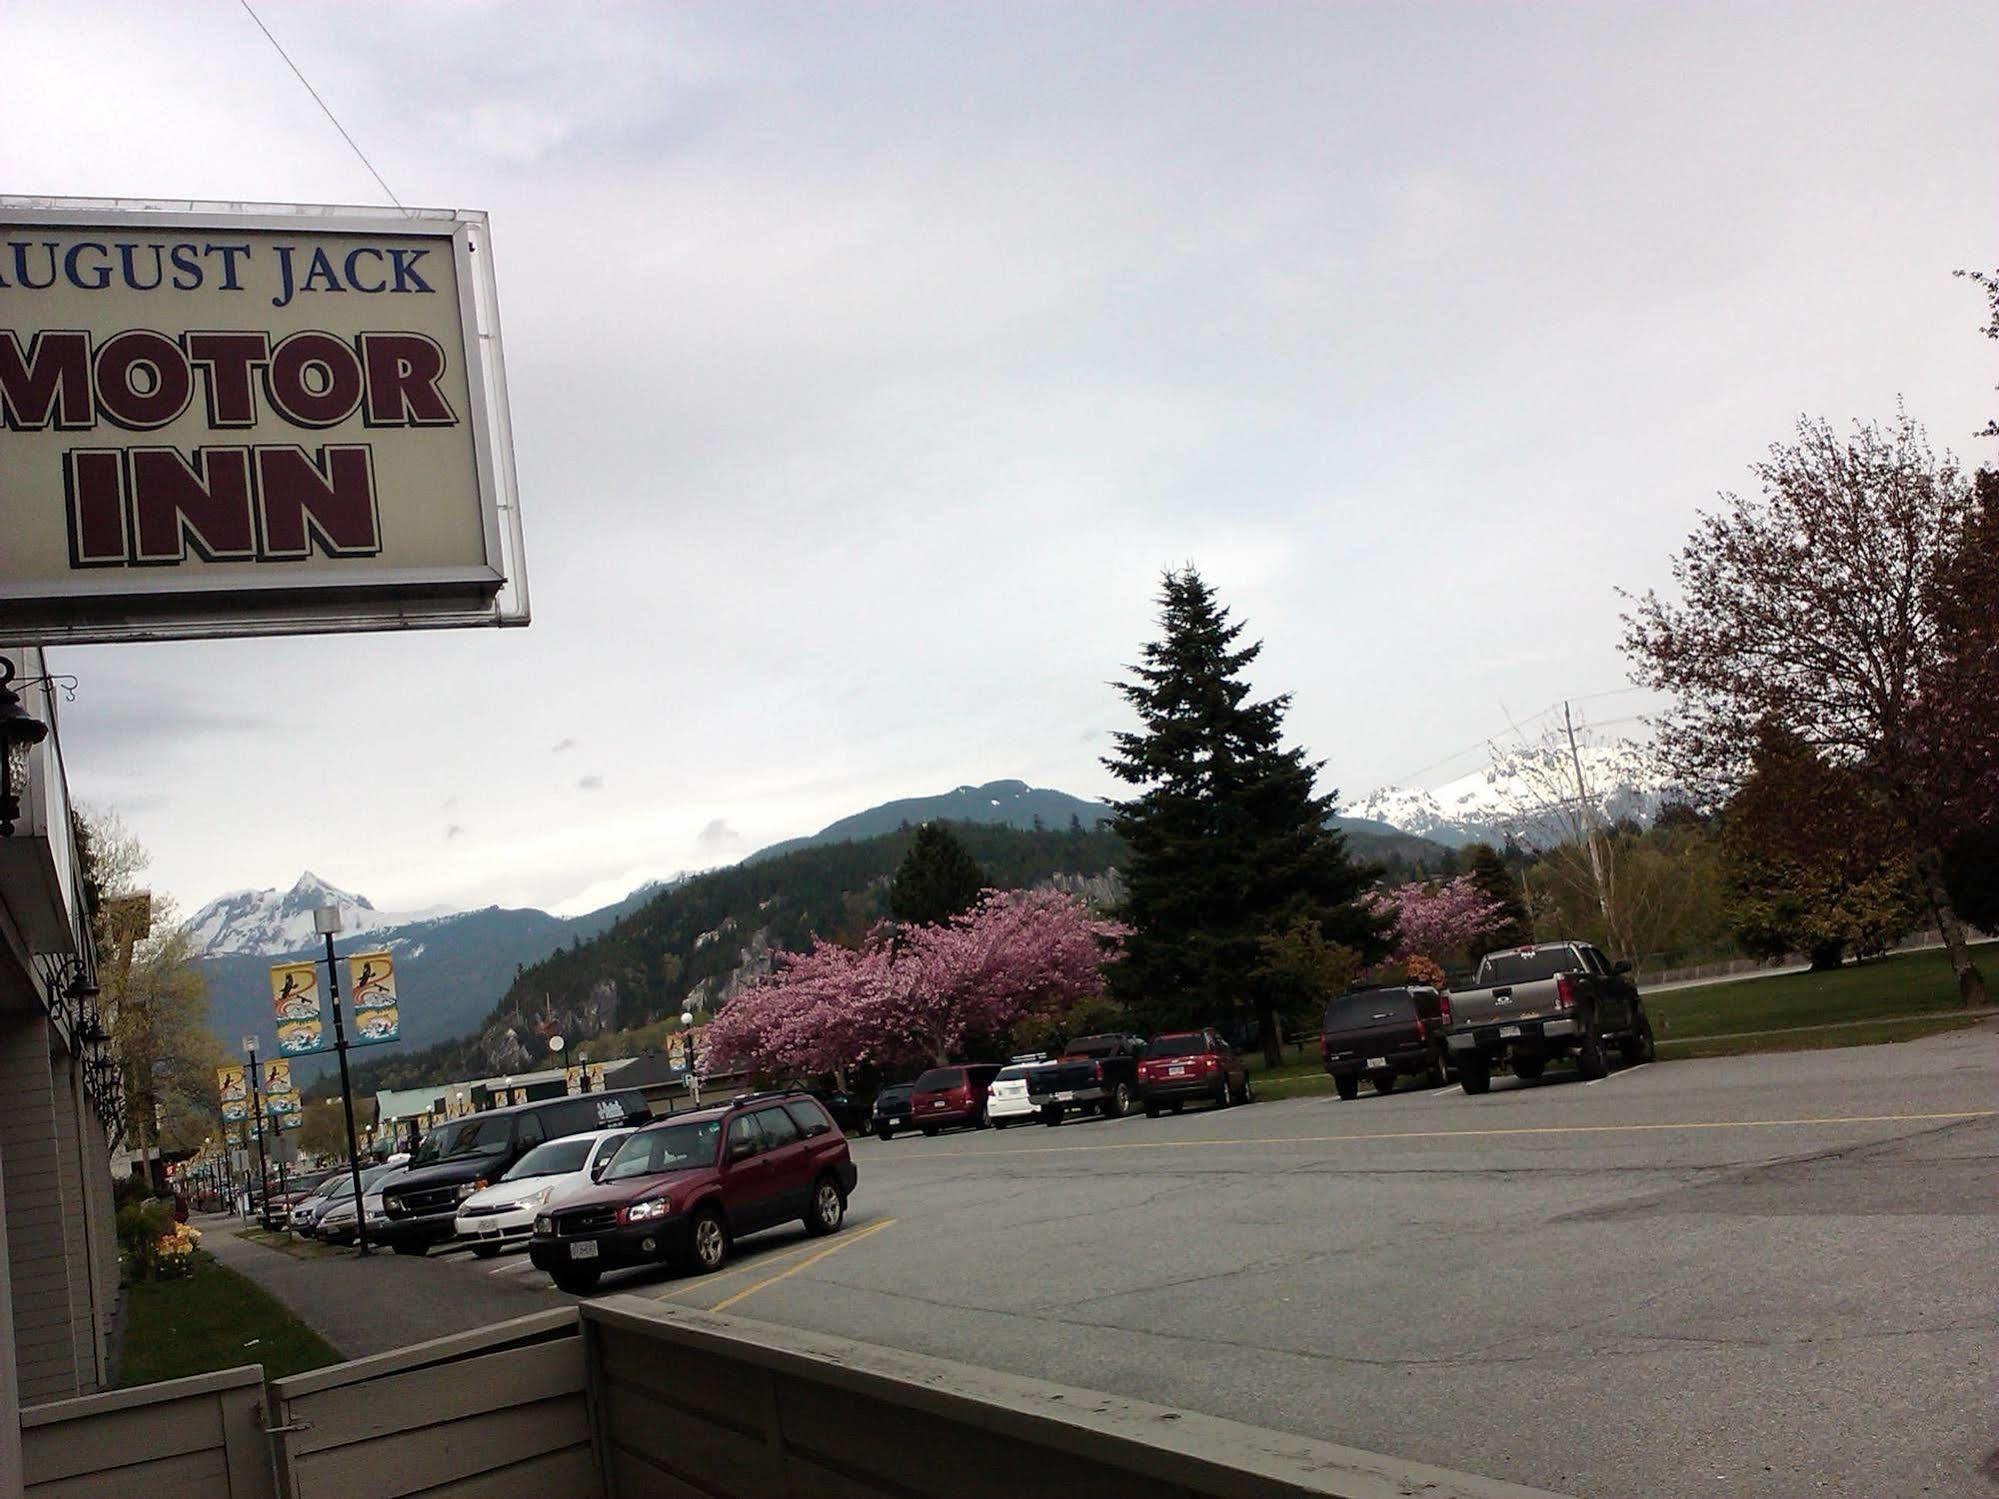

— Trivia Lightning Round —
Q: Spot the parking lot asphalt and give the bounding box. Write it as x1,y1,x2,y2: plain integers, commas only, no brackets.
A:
312,1025,1999,1499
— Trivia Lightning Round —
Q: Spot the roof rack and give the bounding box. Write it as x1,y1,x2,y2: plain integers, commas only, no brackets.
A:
728,1089,798,1109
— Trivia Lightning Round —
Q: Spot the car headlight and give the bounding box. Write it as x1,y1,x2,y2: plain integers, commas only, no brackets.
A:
534,1215,554,1236
626,1197,671,1223
512,1186,552,1211
455,1183,477,1201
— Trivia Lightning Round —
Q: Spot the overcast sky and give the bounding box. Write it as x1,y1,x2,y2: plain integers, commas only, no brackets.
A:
5,1,1994,920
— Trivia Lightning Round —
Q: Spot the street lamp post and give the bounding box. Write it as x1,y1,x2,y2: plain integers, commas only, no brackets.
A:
681,1010,699,1106
242,1035,272,1226
316,905,373,1255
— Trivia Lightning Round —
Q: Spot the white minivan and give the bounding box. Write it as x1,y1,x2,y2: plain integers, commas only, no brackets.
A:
453,1128,633,1256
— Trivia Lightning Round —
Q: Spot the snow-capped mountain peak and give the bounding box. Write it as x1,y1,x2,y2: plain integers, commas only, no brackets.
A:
183,873,452,957
1345,745,1671,848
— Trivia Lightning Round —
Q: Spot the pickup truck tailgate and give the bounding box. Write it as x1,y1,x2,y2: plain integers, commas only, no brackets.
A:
1450,978,1565,1030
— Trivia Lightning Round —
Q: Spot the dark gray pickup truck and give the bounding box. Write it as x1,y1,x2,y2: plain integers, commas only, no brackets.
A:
1443,942,1656,1094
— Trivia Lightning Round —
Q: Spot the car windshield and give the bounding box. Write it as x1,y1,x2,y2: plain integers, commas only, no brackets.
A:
412,1114,513,1165
1064,1037,1122,1057
1477,948,1580,985
1145,1034,1209,1057
1325,992,1417,1030
994,1065,1035,1082
912,1069,961,1091
502,1137,594,1180
876,1085,912,1103
603,1119,721,1180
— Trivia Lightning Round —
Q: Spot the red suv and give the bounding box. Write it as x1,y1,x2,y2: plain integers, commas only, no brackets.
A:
1137,1031,1252,1116
908,1064,1002,1136
527,1091,858,1294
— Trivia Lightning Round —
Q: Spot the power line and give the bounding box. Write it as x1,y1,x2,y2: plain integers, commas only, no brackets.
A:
238,0,410,214
1381,690,1657,789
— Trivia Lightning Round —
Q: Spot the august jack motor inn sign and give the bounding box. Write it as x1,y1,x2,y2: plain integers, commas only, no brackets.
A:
0,198,527,643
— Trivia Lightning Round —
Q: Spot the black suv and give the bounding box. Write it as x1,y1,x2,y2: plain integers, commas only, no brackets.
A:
1321,986,1451,1099
379,1090,649,1255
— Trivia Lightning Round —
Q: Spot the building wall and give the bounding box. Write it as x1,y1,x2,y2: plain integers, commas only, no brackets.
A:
0,1012,94,1403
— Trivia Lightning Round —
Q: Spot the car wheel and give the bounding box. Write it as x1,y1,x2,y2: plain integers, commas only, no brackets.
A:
1427,1050,1450,1087
1371,1070,1396,1095
1239,1077,1255,1104
551,1265,601,1295
992,1118,1008,1130
1621,1014,1657,1065
392,1240,427,1257
1577,1025,1609,1080
1041,1107,1063,1127
877,1126,893,1141
1458,1057,1492,1095
1144,1102,1161,1119
921,1126,939,1138
1170,1101,1184,1114
804,1175,845,1237
1334,1073,1360,1101
1103,1082,1131,1120
472,1243,500,1260
688,1207,730,1273
1511,1055,1546,1081
1213,1078,1231,1109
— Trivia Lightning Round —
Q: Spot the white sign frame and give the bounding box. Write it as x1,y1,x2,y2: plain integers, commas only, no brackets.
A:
0,196,529,643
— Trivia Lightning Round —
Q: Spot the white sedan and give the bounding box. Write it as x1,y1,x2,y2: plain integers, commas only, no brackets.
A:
985,1064,1045,1128
453,1129,633,1257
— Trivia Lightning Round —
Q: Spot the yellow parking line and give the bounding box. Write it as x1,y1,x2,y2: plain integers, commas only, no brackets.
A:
648,1234,834,1300
916,1110,1997,1159
704,1218,897,1313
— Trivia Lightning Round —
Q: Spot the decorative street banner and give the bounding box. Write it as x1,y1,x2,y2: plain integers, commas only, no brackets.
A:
0,198,528,645
586,1063,607,1093
262,1058,298,1108
347,950,401,1046
512,1088,528,1106
564,1066,581,1096
271,960,326,1054
667,1034,686,1070
275,1109,303,1131
218,1064,248,1122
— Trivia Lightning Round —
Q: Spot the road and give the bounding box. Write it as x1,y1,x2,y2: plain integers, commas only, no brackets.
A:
244,1024,1999,1499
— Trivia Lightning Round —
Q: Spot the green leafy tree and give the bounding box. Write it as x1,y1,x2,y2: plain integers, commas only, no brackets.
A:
1721,726,1924,969
888,822,988,926
1104,568,1388,1064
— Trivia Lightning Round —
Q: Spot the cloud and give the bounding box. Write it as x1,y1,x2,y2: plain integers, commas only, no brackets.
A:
445,823,465,841
552,738,577,754
696,818,741,853
577,775,604,792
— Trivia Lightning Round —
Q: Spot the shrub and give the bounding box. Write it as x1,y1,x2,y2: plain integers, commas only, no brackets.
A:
116,1199,176,1281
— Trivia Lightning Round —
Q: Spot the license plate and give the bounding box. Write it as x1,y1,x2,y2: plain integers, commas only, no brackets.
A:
888,1117,903,1128
570,1241,598,1261
1366,1057,1388,1069
1168,1066,1188,1076
1056,1091,1076,1102
1500,1025,1521,1039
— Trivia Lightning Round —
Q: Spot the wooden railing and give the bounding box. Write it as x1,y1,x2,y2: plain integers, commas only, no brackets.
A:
23,1299,1573,1499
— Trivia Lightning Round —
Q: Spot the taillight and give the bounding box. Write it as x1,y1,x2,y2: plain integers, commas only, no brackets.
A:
1414,1016,1428,1041
1555,974,1577,1010
1440,994,1453,1026
1092,1061,1104,1082
1204,1055,1220,1073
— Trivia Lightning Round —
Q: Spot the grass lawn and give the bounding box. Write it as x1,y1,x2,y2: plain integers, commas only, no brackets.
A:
1648,941,1996,1040
1657,1014,1984,1059
119,1250,341,1388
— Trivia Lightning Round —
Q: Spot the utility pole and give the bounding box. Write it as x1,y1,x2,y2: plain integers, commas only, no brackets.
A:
1563,701,1614,933
316,906,372,1255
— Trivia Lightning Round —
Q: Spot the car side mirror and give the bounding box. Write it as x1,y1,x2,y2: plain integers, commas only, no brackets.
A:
1613,959,1633,975
727,1140,758,1164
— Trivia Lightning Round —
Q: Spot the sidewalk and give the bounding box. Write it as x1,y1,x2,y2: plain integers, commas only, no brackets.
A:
200,1216,563,1359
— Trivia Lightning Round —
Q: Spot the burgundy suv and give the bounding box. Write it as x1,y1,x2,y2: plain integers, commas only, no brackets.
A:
528,1091,858,1294
908,1064,1002,1135
1136,1031,1251,1115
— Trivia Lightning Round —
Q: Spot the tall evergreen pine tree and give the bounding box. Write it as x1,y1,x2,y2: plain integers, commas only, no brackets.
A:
1104,569,1387,1064
1460,842,1532,950
889,822,988,926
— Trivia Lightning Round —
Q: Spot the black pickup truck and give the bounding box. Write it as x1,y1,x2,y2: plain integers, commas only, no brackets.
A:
1026,1034,1145,1124
1443,941,1656,1093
